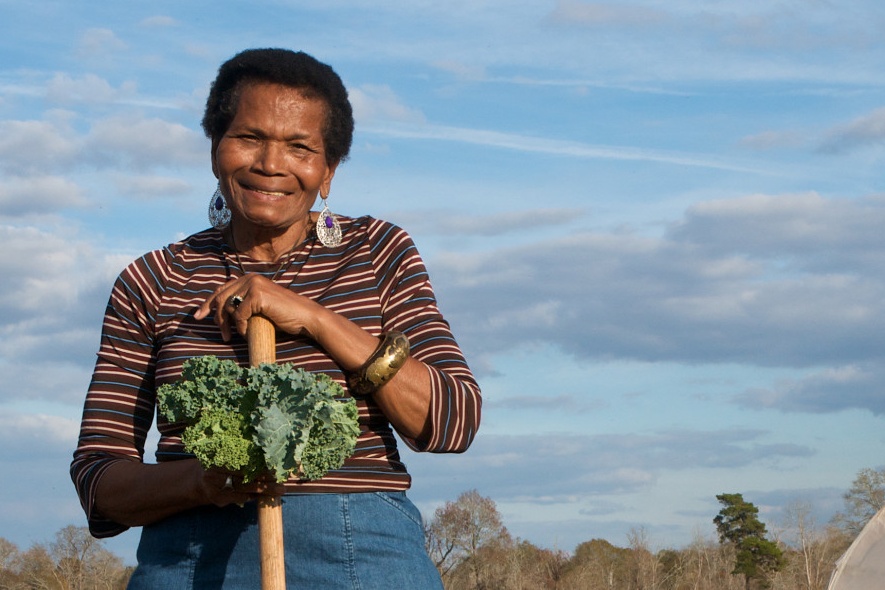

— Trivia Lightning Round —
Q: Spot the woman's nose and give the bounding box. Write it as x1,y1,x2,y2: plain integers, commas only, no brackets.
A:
253,141,286,175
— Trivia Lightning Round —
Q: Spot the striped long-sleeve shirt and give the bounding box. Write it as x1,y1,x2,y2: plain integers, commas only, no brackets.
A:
71,216,482,538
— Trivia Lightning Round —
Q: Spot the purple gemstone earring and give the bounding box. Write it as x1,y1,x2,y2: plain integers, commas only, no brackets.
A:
208,185,231,229
316,195,342,247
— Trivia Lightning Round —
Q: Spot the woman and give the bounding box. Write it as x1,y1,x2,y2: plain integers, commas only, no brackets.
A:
71,48,481,589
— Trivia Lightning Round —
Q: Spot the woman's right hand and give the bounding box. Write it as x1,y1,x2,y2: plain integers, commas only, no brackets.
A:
199,468,286,508
194,273,326,343
95,459,285,527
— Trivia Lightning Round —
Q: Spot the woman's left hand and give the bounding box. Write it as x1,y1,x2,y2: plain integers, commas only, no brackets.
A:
194,274,323,342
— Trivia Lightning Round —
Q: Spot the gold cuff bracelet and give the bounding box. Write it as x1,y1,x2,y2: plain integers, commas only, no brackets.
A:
348,331,410,398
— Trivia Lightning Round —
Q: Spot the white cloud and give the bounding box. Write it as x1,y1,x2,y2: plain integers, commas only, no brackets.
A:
739,129,808,151
546,0,873,55
139,15,180,28
735,364,885,415
76,28,128,59
0,408,88,550
0,225,129,368
549,1,670,27
487,75,693,96
485,393,606,413
0,176,89,217
0,358,95,406
46,73,138,106
350,85,427,125
671,192,885,271
432,59,487,82
393,208,586,236
363,122,769,173
0,412,79,450
0,112,207,177
430,192,885,371
819,106,885,154
86,115,207,169
0,119,80,174
113,174,194,200
740,105,885,156
530,0,885,85
406,429,814,504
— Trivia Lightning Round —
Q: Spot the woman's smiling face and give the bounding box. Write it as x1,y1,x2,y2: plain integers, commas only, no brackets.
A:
212,82,337,234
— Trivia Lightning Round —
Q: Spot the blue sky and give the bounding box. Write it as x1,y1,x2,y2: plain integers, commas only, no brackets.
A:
2,0,885,563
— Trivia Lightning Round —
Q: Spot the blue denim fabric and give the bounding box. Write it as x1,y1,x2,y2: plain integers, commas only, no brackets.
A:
127,492,443,590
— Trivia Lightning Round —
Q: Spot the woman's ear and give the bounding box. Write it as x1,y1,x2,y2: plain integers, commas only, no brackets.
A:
321,160,340,195
210,140,220,179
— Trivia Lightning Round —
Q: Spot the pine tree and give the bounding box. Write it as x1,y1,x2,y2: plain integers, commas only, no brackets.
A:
714,493,785,590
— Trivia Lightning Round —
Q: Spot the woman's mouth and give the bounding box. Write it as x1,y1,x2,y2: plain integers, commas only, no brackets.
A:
243,184,289,198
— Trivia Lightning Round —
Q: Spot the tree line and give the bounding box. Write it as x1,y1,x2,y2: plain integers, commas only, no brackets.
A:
424,467,883,590
2,467,882,589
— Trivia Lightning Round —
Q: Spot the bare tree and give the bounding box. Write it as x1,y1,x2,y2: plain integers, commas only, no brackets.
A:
628,526,660,590
426,489,508,589
16,544,56,590
783,500,849,590
51,526,128,590
627,527,683,590
501,540,567,590
0,527,130,590
832,467,885,537
560,538,632,590
676,529,746,590
0,537,23,590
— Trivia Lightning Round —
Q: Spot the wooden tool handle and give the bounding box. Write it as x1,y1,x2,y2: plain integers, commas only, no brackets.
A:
258,495,286,589
248,315,277,366
247,315,287,590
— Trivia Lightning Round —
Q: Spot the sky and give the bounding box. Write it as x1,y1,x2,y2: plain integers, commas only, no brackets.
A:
2,0,885,564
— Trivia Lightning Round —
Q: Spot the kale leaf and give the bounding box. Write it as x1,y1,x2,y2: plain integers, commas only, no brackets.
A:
157,356,359,483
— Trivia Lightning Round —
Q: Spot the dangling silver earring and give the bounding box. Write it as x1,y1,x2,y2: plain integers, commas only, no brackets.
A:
316,194,342,247
208,185,231,229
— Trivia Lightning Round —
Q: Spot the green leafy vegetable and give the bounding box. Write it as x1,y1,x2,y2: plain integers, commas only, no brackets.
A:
181,406,263,474
157,356,359,483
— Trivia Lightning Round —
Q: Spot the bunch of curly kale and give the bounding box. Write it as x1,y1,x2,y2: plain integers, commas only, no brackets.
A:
157,356,360,482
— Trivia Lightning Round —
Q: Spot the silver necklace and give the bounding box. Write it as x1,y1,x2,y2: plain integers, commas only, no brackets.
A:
226,222,312,284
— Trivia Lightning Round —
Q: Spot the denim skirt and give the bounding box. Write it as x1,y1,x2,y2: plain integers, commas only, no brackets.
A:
127,492,443,590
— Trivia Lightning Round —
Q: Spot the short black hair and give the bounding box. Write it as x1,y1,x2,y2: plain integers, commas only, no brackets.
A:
202,48,354,165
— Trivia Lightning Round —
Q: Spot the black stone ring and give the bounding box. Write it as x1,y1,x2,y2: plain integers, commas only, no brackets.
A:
228,294,244,309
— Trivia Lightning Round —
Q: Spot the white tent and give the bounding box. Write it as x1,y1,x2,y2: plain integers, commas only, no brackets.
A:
828,505,885,589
